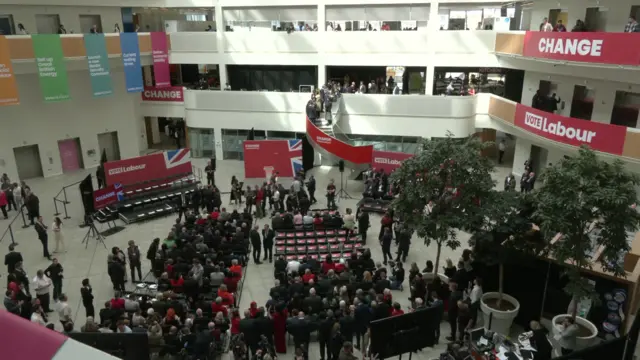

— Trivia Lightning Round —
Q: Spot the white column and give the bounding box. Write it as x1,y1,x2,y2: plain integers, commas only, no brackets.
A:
555,82,574,117
215,3,228,90
150,117,161,144
219,65,229,89
592,84,616,124
214,127,224,160
318,65,326,88
318,4,326,32
424,65,435,95
428,1,440,31
512,137,532,179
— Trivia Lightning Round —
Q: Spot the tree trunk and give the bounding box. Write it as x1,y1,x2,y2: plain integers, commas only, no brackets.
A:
434,243,442,277
497,263,504,308
570,295,579,320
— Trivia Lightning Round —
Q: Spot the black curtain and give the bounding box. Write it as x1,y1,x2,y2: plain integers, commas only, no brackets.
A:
504,69,524,102
227,65,318,91
79,174,95,216
301,136,315,172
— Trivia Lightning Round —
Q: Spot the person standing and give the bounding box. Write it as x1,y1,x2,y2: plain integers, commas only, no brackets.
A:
26,191,40,226
5,185,16,212
4,244,23,275
44,258,64,301
32,269,52,313
255,185,264,219
35,216,51,260
504,173,516,192
56,293,73,328
357,211,369,244
0,189,8,219
12,183,23,211
446,282,463,342
81,278,95,318
262,224,275,263
326,180,336,210
127,240,142,282
205,161,214,186
307,176,317,204
380,227,393,265
540,17,553,31
498,139,506,164
250,225,262,264
51,217,65,253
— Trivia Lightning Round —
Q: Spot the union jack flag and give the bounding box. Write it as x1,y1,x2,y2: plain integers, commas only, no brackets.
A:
164,149,191,169
288,140,303,176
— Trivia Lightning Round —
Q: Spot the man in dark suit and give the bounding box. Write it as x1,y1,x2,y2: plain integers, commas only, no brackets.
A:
380,227,393,265
303,288,323,314
34,216,50,260
262,224,275,263
250,225,262,264
446,282,463,342
504,173,516,191
287,311,312,357
525,172,536,193
4,244,22,275
26,192,40,226
239,310,258,357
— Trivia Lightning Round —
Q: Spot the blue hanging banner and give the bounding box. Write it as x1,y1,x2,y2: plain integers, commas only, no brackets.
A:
119,32,143,93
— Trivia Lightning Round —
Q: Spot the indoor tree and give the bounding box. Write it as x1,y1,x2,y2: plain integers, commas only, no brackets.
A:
390,134,495,273
471,191,544,309
535,146,639,320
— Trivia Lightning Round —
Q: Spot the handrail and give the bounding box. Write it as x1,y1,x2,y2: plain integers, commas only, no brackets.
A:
52,179,84,220
0,206,30,246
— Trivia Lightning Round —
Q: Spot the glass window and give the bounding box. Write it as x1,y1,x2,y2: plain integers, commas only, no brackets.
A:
439,15,449,30
188,128,215,158
506,8,516,18
449,11,466,19
483,8,501,18
467,10,483,30
186,14,207,22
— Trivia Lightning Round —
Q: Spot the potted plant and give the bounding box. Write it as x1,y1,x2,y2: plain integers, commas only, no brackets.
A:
391,134,495,278
472,191,544,334
535,147,639,350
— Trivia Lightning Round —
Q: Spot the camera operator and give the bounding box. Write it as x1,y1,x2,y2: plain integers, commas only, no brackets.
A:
326,179,336,210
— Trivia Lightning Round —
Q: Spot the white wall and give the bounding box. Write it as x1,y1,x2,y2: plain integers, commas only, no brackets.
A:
522,71,640,126
528,0,634,32
0,69,143,179
0,5,122,33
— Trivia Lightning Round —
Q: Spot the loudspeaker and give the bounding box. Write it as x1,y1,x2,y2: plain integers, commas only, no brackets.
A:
211,158,216,171
339,160,345,173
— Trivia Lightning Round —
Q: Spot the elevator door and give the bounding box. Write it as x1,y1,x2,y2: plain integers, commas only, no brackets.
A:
13,145,44,179
58,138,83,173
98,131,121,162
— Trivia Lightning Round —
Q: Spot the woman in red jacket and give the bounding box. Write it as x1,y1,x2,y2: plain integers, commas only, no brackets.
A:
0,190,8,219
230,309,241,335
170,273,184,293
321,254,336,274
272,305,289,353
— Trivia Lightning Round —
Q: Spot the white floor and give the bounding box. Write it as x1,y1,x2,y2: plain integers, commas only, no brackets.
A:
0,158,514,360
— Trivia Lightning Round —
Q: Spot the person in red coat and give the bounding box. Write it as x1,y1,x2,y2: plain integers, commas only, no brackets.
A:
211,208,220,221
272,306,289,353
321,254,336,274
110,291,125,310
218,284,234,306
230,309,241,335
391,302,404,317
302,269,316,283
0,190,8,219
211,297,228,317
248,301,259,318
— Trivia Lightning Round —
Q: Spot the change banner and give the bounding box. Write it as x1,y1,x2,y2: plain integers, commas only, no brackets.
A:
31,34,70,102
0,36,19,106
84,33,113,97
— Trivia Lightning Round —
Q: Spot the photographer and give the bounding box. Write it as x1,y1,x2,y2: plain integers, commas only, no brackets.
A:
326,179,336,210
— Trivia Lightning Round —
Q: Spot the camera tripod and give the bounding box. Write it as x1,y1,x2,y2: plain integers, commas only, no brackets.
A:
336,171,353,200
82,220,107,249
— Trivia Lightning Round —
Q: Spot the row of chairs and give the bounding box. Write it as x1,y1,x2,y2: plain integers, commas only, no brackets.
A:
282,249,366,262
275,237,361,245
275,229,352,239
276,242,365,254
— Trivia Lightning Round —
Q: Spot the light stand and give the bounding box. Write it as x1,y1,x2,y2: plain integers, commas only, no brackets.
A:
336,170,353,200
81,216,107,249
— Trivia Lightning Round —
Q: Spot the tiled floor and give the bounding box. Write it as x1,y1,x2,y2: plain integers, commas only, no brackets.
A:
0,158,513,359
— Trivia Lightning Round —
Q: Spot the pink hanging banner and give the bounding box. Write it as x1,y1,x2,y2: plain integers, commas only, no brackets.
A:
150,32,170,88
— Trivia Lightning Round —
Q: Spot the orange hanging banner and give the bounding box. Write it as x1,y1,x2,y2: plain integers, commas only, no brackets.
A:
0,36,19,106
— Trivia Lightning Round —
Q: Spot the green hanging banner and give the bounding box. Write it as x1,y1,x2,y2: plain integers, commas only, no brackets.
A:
31,34,70,102
84,33,113,97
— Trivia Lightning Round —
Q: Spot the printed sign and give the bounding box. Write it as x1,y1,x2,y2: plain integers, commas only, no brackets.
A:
31,34,70,102
84,33,113,97
150,32,170,88
306,117,373,165
141,86,184,102
119,32,144,93
93,183,124,209
0,36,19,106
523,31,640,66
103,149,192,186
243,140,303,178
514,104,627,155
371,150,413,174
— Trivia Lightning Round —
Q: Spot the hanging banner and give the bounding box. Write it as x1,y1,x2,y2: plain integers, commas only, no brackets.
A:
150,32,170,88
83,33,113,97
119,32,144,93
0,36,19,106
31,34,70,102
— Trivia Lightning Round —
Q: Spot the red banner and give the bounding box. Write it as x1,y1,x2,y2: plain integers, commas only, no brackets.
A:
141,86,184,102
523,31,640,66
371,150,413,174
243,140,303,178
514,104,627,155
306,118,373,164
103,149,192,186
93,183,124,210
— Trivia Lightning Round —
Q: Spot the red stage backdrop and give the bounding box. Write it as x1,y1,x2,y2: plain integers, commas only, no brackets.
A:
371,150,413,174
104,149,192,186
93,183,124,209
306,118,373,164
141,86,184,102
523,31,640,66
514,104,627,155
243,140,302,178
